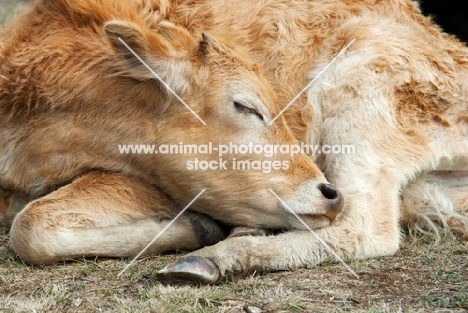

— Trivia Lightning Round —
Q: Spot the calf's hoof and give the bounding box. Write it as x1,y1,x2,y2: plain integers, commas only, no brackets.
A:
185,213,226,247
227,226,267,238
157,256,219,285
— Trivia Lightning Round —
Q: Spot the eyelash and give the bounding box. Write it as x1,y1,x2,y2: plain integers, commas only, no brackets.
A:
234,101,264,121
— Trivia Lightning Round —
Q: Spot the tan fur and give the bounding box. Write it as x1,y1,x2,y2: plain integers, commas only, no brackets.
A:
9,172,218,263
1,0,467,278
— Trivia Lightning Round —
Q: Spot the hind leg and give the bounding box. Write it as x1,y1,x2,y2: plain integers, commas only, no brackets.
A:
401,171,468,239
448,185,468,240
9,172,224,264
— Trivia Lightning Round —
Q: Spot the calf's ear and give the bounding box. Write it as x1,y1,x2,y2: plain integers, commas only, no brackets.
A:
104,20,198,96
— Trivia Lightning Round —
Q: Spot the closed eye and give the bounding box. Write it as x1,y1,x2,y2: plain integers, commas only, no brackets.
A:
234,101,264,121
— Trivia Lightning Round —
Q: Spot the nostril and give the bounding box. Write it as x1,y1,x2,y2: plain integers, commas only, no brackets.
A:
318,183,339,200
318,183,344,218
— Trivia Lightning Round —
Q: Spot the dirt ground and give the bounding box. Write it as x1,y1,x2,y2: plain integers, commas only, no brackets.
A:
1,1,468,312
1,226,467,313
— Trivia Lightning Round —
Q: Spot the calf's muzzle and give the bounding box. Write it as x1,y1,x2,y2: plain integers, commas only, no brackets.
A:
318,183,343,221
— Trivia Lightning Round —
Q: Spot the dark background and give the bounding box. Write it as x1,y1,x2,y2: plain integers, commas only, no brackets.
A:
418,0,468,44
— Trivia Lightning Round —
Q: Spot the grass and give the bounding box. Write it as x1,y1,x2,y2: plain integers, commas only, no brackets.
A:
1,224,467,312
424,285,468,309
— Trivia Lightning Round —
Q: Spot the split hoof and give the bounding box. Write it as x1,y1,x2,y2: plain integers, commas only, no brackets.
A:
228,226,267,238
186,213,226,247
157,256,220,285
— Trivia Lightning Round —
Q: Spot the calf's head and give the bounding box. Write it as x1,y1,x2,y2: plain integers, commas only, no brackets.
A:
104,20,343,230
